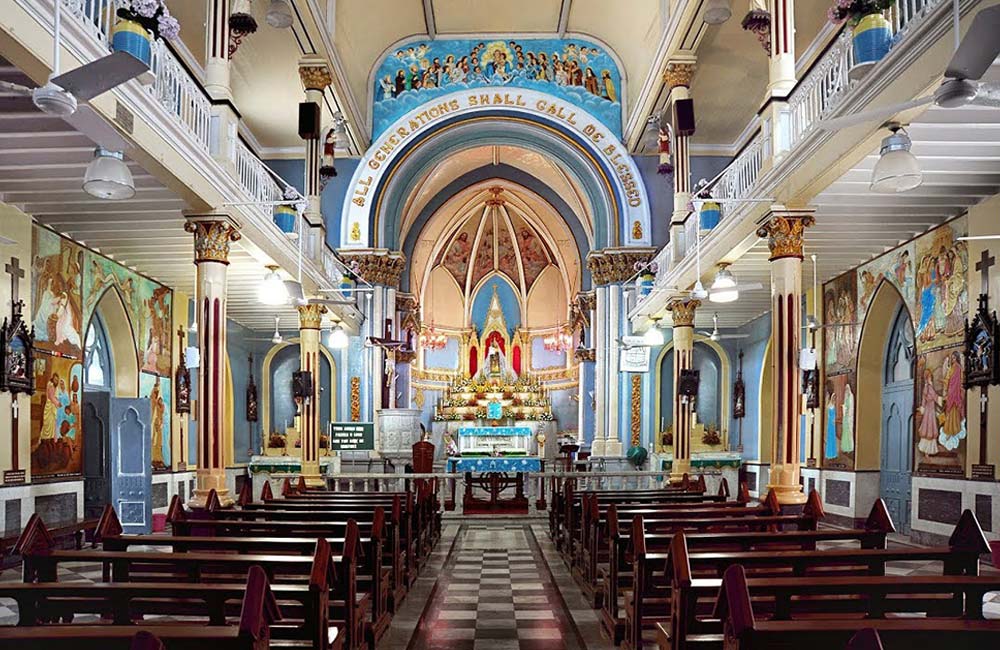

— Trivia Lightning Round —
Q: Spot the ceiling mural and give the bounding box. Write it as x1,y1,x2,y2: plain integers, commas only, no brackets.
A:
372,37,623,138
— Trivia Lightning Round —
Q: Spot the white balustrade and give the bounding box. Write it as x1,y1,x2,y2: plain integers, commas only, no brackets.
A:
234,138,283,222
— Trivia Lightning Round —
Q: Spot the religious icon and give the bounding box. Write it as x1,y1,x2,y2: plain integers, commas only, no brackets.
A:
803,369,820,409
964,294,999,387
246,354,259,422
0,300,35,396
733,352,746,420
174,326,191,414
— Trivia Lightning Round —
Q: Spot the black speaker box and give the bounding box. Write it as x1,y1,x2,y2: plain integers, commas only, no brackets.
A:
674,98,696,137
678,368,700,397
292,370,314,401
298,102,321,140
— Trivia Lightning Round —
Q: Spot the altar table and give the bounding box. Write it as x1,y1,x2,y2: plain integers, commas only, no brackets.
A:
445,456,545,514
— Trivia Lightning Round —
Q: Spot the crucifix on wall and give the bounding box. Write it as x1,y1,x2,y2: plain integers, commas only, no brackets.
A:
967,248,998,480
367,318,406,409
1,256,30,484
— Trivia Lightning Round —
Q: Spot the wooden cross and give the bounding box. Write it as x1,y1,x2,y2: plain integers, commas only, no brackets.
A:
5,257,23,306
976,248,995,472
367,318,406,410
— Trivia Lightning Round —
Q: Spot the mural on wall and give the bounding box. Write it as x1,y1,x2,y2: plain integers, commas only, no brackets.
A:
914,347,966,474
857,242,915,326
140,372,171,471
823,373,855,469
371,37,623,138
914,220,968,353
31,228,83,358
30,353,83,477
83,252,173,377
823,271,857,375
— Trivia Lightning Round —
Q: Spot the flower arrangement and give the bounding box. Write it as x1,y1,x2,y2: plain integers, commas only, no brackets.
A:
267,432,286,449
701,426,722,446
827,0,894,25
117,0,180,40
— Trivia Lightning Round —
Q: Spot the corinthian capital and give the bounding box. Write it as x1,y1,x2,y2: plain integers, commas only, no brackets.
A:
297,303,328,330
299,56,333,91
663,61,696,90
668,299,700,327
338,248,407,287
756,208,816,261
586,247,657,285
184,214,241,264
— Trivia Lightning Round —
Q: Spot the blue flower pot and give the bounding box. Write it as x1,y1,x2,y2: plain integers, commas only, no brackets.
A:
273,204,296,235
700,200,722,230
638,273,656,297
111,18,152,68
852,14,892,67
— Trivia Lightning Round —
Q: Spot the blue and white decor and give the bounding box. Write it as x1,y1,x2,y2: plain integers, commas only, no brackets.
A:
448,457,543,473
457,426,532,437
372,37,623,138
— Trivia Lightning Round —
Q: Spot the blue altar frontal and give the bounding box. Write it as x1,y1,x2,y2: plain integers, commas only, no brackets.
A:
457,426,532,437
447,457,542,473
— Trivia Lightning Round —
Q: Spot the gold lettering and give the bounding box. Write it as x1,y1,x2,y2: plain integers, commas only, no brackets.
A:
535,100,548,112
428,106,440,118
449,99,460,111
493,93,504,105
479,94,490,105
396,126,408,138
409,119,420,131
516,94,526,107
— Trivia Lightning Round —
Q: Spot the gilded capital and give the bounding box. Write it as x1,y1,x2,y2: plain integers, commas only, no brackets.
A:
586,247,657,285
668,299,700,327
576,291,596,313
756,211,816,261
663,62,696,89
184,217,241,264
299,62,333,91
339,249,407,287
297,303,328,330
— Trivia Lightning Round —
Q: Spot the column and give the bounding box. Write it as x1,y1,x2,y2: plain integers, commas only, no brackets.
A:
592,284,608,455
299,57,333,266
184,214,241,508
663,61,696,268
668,299,700,484
757,207,815,505
204,0,240,171
298,303,327,487
573,292,597,447
767,0,796,96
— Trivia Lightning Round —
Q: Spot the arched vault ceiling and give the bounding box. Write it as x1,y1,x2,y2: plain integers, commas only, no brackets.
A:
400,145,591,244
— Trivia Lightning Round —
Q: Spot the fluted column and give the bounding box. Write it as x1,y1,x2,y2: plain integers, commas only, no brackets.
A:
184,214,241,508
299,57,333,265
668,299,699,483
758,207,815,505
298,303,327,487
664,61,695,267
205,0,231,99
767,0,796,95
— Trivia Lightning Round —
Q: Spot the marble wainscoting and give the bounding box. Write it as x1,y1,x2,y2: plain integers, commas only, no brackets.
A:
742,462,770,499
0,479,83,536
910,475,1000,546
152,471,196,515
812,469,881,529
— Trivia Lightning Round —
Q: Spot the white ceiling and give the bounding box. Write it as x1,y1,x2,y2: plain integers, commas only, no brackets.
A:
0,62,303,332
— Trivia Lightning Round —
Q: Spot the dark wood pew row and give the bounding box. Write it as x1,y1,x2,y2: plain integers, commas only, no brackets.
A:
648,509,993,650
14,514,354,650
554,476,724,556
168,491,392,643
712,561,1000,650
0,563,279,650
599,490,825,643
574,483,760,602
96,500,384,648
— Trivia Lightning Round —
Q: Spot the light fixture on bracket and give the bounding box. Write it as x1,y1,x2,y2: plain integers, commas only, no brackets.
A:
265,0,294,28
258,264,289,305
703,0,733,24
543,326,573,353
709,264,739,303
328,320,350,349
870,123,922,193
82,147,135,200
270,316,283,345
643,317,665,346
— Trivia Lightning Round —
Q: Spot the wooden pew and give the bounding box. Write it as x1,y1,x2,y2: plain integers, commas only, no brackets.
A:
0,565,280,650
713,563,1000,650
600,491,825,643
652,509,992,650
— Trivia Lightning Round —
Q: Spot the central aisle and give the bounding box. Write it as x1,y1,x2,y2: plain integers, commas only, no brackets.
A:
382,521,611,650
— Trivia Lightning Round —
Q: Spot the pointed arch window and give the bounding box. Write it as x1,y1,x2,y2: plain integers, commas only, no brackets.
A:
84,314,112,389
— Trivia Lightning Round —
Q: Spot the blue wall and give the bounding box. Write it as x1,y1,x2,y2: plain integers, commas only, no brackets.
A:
266,158,361,250
634,155,732,248
471,276,520,334
719,313,771,460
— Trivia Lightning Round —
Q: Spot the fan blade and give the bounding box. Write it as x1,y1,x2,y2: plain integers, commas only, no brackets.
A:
819,96,935,131
51,51,148,101
62,105,130,150
945,4,1000,81
738,282,765,292
0,80,32,96
718,334,750,339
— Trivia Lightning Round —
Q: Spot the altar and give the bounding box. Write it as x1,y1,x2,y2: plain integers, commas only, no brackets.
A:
445,455,545,514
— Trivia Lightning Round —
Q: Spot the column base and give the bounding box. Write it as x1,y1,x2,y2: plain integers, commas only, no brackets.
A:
188,469,234,509
766,463,807,505
669,458,691,485
604,439,622,457
300,460,325,488
591,438,607,457
188,488,235,509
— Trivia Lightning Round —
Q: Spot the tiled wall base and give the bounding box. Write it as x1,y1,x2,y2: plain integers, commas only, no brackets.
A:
152,472,196,514
0,480,83,534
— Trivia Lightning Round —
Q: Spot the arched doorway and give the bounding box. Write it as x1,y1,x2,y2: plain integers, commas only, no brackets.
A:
880,305,915,533
654,339,729,454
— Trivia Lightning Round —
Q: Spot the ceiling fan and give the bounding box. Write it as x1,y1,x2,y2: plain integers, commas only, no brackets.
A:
246,316,285,344
697,313,750,341
820,1,1000,131
0,0,147,117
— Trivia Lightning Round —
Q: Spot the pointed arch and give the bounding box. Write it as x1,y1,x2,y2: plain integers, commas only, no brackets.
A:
85,286,139,398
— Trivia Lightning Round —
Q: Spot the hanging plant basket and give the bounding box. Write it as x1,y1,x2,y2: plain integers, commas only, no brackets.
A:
850,13,893,79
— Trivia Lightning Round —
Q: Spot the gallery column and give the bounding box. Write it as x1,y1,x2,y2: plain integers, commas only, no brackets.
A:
664,60,696,268
298,57,333,266
668,299,699,484
298,303,327,487
767,0,797,95
184,213,241,508
757,207,815,505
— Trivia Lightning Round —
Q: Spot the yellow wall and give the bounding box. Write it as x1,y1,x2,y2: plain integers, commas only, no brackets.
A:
0,204,33,479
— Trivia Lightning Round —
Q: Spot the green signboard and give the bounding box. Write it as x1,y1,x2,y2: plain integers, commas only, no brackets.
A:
328,422,375,451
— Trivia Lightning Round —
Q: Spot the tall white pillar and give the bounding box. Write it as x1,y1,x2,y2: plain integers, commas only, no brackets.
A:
184,214,241,508
767,0,797,96
668,299,699,483
758,208,815,505
298,303,327,487
592,285,609,456
664,61,696,268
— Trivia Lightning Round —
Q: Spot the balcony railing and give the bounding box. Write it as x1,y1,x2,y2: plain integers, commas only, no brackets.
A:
714,132,764,203
234,138,284,222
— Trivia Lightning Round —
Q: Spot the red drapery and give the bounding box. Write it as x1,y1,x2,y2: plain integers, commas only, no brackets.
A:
513,346,522,375
482,331,506,357
469,346,478,376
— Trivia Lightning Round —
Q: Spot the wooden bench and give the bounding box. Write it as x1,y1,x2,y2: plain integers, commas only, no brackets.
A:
712,562,1000,650
0,565,280,650
650,509,992,650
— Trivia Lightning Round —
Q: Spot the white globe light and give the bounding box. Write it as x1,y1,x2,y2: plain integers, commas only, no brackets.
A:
871,129,922,193
265,0,293,28
83,148,135,200
329,324,349,349
703,0,732,24
643,325,665,346
258,267,288,305
710,286,739,303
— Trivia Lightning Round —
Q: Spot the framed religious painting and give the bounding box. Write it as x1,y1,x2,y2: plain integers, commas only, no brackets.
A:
733,351,746,419
0,300,34,395
964,294,1000,387
803,369,820,409
246,354,258,422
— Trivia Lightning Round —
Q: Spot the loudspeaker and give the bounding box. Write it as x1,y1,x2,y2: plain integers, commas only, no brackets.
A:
292,371,314,401
674,98,696,137
298,102,321,140
678,368,700,397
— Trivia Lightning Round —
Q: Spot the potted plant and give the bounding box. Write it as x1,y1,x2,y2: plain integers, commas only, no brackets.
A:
112,1,180,74
827,0,895,72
